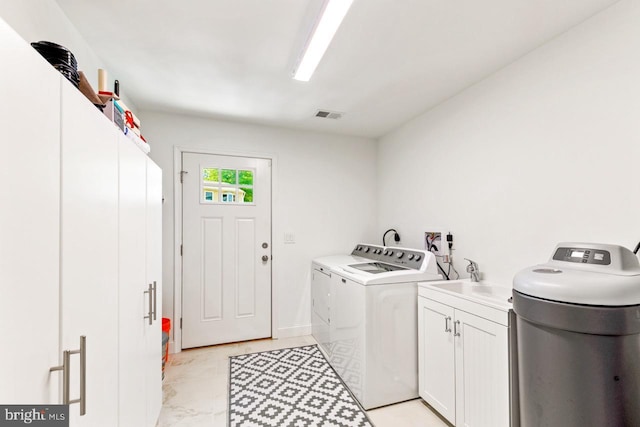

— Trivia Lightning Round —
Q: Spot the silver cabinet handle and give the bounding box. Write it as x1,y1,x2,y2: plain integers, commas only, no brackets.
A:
152,281,157,322
261,255,269,262
50,336,86,415
144,283,153,325
454,320,461,337
444,316,452,333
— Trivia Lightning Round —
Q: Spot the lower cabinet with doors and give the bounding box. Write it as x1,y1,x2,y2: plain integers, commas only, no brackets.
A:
0,16,162,427
418,283,512,427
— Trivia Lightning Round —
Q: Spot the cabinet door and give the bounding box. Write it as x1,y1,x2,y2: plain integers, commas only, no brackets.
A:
0,17,61,404
118,136,148,427
455,310,509,427
418,298,456,424
60,82,119,426
145,158,163,427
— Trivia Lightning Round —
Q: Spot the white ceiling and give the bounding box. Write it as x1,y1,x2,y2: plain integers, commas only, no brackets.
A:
54,0,619,138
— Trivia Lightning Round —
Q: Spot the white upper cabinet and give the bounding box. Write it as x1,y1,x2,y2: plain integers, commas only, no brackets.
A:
117,135,163,427
0,16,61,405
145,158,163,427
118,134,149,427
60,80,120,426
0,14,162,426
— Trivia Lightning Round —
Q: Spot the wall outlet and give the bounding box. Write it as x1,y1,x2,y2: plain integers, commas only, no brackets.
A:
424,231,445,258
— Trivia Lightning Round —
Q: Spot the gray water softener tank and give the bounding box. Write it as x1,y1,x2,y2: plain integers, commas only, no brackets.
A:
513,242,640,427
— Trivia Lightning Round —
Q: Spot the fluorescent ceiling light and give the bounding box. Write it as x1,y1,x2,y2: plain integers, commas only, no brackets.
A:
293,0,354,82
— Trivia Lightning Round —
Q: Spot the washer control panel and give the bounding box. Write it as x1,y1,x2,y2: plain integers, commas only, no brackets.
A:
351,244,425,269
553,247,611,265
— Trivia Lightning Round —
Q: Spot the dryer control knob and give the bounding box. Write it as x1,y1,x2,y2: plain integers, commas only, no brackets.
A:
388,251,394,256
364,247,370,253
383,250,389,255
396,252,404,259
407,254,415,260
415,255,422,261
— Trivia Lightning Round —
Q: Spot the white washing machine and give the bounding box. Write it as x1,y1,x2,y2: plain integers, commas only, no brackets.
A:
311,244,442,409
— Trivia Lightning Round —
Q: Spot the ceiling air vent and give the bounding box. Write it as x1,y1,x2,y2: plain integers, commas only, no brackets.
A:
315,110,343,120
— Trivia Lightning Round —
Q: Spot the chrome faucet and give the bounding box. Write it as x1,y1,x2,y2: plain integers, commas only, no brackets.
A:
465,258,480,282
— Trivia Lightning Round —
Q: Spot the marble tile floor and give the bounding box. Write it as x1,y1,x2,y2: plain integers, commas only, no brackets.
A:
157,335,450,427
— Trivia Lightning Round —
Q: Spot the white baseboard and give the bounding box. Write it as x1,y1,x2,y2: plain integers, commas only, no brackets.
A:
168,327,311,353
276,324,312,339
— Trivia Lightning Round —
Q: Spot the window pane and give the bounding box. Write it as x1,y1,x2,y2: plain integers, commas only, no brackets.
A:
203,188,218,202
239,187,253,203
221,189,237,203
238,170,253,186
203,168,219,182
221,169,236,185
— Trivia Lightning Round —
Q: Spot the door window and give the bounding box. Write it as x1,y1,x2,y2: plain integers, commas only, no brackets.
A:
202,167,254,204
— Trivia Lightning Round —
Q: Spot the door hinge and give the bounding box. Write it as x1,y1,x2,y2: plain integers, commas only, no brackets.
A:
180,244,183,256
179,170,188,183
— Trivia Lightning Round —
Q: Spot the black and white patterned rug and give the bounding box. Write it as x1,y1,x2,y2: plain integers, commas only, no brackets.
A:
228,344,373,427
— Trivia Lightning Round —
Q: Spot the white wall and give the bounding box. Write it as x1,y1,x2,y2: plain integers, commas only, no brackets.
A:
141,111,377,346
378,0,640,287
0,0,137,109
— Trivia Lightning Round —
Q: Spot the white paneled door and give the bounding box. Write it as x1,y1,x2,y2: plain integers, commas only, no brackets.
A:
182,153,271,348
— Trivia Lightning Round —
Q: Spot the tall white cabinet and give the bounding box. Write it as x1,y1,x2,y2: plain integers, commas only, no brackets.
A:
60,82,120,426
118,135,163,427
0,16,162,427
145,159,163,425
0,15,61,405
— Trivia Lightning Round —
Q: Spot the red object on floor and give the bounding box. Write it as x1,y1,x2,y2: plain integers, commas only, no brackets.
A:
162,318,171,365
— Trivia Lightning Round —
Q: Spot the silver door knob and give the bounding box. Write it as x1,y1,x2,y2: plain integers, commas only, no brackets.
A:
262,255,269,262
